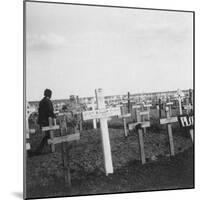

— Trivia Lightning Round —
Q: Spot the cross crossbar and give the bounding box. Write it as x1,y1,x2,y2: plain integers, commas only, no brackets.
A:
118,113,131,119
132,105,141,109
29,129,35,134
143,104,152,107
82,107,120,120
48,133,80,145
160,117,178,125
26,143,31,150
128,121,150,130
140,111,149,116
42,125,60,131
166,102,173,106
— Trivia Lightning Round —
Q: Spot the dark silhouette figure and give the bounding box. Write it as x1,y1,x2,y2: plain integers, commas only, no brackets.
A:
30,89,56,156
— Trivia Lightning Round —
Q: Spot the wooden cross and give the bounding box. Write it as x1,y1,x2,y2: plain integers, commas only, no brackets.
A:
128,121,150,164
160,108,178,156
41,117,59,152
47,133,80,145
82,88,121,175
158,98,162,118
141,103,151,133
128,105,150,164
189,89,193,105
118,106,131,137
50,115,80,188
87,99,97,129
132,105,141,122
175,89,184,115
127,92,131,113
166,102,173,116
132,104,150,134
143,104,152,117
74,111,83,132
139,110,150,134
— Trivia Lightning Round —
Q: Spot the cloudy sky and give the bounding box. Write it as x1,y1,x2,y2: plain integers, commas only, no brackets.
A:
26,2,193,101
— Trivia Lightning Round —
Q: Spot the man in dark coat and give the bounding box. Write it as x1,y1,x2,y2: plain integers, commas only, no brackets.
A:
38,89,55,128
34,89,56,154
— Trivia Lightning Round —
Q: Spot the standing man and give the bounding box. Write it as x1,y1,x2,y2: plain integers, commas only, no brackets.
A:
34,89,56,154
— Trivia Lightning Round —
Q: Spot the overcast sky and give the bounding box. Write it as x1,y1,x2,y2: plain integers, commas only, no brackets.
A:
26,2,193,101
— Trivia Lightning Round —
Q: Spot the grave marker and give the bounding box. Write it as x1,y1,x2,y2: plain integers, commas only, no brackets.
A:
118,106,131,137
141,103,151,134
42,117,59,152
90,99,97,129
128,108,150,165
160,108,177,156
178,114,194,142
128,121,150,164
189,89,193,105
137,124,146,164
127,92,131,113
132,105,141,122
51,115,80,188
166,102,173,116
82,89,121,175
175,89,184,115
158,98,162,118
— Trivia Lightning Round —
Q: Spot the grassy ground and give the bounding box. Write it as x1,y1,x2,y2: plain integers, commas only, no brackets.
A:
26,108,194,199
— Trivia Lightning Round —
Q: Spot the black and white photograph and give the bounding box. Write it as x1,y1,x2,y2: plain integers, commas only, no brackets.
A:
24,1,194,199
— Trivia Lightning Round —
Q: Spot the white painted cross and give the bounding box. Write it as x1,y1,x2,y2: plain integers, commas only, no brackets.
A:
175,89,185,115
141,103,152,134
82,89,121,175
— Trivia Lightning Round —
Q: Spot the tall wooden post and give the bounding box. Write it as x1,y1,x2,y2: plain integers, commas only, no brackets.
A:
141,103,147,134
138,128,146,164
159,98,162,118
92,99,97,129
119,106,130,137
128,92,131,113
95,88,113,175
79,117,83,132
189,89,193,105
178,96,183,115
128,122,150,164
166,109,175,156
190,129,193,142
49,117,55,152
59,116,71,188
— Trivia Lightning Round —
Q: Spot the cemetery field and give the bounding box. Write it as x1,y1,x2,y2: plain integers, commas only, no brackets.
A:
26,108,194,199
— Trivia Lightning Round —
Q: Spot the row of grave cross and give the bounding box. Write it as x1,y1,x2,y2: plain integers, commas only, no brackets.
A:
26,89,194,183
43,115,80,188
